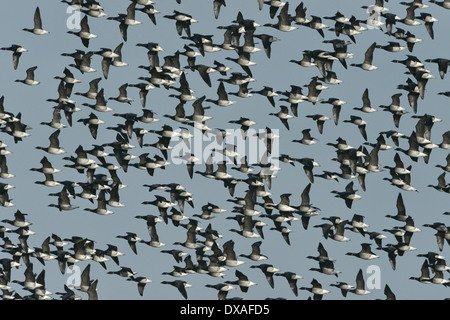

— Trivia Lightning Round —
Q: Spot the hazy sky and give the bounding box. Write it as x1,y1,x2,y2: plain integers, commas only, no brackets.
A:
0,0,449,301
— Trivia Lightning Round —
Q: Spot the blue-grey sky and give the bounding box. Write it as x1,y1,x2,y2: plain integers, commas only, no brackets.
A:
0,0,449,300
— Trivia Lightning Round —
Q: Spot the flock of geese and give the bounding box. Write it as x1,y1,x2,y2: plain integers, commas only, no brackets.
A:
0,0,449,301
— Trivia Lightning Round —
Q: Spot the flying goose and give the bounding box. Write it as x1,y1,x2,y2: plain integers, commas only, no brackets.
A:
264,2,297,32
23,7,49,35
67,15,97,48
299,279,330,300
350,42,378,71
1,44,28,70
349,269,371,295
15,66,39,86
250,263,280,289
331,181,362,209
35,130,65,155
161,280,191,299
